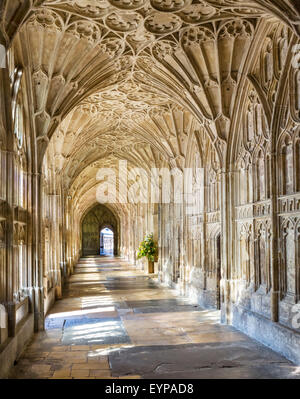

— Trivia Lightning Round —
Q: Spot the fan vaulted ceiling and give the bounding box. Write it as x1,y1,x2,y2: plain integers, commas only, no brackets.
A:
1,0,299,214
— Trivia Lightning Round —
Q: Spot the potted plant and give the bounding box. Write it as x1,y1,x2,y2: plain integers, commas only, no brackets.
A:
137,233,158,274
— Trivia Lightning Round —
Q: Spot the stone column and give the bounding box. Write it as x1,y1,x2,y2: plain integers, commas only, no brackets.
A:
32,172,44,332
153,203,159,274
5,150,16,339
5,151,14,304
52,193,62,299
203,170,209,291
220,168,233,324
26,171,34,313
270,147,279,322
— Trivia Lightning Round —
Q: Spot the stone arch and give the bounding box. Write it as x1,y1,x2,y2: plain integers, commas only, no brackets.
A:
81,204,119,256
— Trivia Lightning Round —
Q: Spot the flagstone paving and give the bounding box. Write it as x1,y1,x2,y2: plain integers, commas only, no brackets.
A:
7,256,300,379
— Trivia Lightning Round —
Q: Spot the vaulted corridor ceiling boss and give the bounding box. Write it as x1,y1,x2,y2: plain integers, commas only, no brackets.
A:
0,0,300,379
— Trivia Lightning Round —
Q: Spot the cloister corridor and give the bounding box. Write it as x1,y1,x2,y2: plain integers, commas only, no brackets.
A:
7,256,300,380
1,0,300,382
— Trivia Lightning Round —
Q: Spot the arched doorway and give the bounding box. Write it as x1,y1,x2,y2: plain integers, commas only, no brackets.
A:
100,227,114,256
81,204,118,256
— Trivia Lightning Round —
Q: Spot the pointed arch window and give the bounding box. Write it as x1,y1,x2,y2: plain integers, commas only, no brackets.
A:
11,67,24,150
10,66,27,208
14,102,24,149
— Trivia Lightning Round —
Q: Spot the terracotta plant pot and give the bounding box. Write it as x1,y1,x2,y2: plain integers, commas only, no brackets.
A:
148,260,154,274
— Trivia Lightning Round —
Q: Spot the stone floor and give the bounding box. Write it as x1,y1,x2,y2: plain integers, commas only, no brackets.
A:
8,256,300,379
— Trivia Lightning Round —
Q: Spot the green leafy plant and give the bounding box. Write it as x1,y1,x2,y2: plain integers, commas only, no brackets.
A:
137,233,158,262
